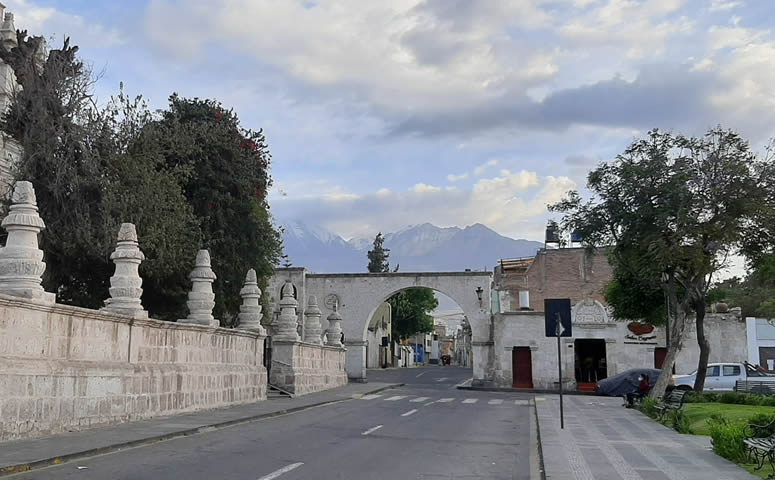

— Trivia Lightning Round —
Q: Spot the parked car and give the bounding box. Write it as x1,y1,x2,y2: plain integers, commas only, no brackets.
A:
595,368,662,396
671,362,775,392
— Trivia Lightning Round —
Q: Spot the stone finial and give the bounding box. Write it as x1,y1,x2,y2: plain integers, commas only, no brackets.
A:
238,268,265,334
325,303,343,347
0,181,53,303
103,223,147,318
182,249,218,327
273,280,300,341
303,295,323,345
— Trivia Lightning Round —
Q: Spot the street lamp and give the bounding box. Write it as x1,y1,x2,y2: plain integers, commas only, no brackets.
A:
475,286,483,307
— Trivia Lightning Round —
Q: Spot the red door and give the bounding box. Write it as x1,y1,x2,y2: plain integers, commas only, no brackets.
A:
512,347,534,389
655,348,667,369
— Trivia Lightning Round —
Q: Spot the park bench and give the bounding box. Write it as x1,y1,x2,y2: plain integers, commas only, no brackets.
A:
654,389,687,421
743,418,775,474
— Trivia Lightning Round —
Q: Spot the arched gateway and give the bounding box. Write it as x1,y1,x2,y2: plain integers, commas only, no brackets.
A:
269,268,492,383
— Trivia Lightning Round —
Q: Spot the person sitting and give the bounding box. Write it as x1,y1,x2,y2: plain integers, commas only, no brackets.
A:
625,374,650,408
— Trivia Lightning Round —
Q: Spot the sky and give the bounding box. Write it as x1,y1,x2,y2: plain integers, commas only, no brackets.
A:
4,0,775,252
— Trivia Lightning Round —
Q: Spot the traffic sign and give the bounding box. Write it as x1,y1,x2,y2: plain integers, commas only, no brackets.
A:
544,298,572,337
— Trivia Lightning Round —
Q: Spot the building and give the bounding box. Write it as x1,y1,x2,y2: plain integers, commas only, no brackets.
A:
488,247,749,390
366,302,391,368
0,4,22,196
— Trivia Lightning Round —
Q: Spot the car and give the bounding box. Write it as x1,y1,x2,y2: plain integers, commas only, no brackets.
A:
595,368,663,396
671,362,775,392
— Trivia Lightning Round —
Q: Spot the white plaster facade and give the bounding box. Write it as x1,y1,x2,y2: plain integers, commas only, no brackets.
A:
269,268,492,383
492,308,748,390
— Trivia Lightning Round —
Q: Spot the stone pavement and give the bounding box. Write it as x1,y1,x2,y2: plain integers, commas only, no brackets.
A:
536,394,758,480
0,382,400,477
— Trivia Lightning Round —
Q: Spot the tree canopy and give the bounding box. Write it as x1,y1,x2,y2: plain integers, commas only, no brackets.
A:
388,288,439,339
367,232,390,273
0,33,283,322
550,127,773,395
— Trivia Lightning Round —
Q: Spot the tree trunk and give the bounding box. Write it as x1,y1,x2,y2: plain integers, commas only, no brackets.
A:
650,289,689,399
693,304,710,392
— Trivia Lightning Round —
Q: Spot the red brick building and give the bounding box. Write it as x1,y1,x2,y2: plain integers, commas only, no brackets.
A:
494,247,613,312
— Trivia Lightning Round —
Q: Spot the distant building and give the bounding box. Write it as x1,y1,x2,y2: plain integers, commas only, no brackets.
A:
487,247,748,390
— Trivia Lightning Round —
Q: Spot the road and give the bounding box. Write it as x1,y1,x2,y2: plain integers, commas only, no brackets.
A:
12,366,536,480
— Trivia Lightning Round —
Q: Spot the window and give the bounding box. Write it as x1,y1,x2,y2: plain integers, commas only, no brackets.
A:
707,366,720,377
723,365,741,376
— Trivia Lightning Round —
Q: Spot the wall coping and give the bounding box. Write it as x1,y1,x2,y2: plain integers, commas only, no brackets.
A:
0,292,265,340
272,340,346,352
306,271,492,278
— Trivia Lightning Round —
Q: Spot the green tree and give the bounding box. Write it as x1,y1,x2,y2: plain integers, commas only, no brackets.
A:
551,128,771,396
388,288,438,339
146,95,283,323
367,232,390,272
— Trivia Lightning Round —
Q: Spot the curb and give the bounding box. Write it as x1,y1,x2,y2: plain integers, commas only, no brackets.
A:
532,399,547,480
456,385,598,396
0,383,404,477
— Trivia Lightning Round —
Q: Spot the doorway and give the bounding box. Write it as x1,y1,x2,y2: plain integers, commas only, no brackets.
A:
512,347,534,389
654,347,676,373
575,339,607,384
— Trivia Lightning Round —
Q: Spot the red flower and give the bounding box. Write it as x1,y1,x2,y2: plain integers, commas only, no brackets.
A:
207,203,214,210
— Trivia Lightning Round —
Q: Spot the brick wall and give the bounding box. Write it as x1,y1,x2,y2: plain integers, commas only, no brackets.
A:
0,294,267,442
497,248,613,311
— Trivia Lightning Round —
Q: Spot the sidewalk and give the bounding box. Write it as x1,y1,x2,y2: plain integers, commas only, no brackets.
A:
0,382,400,477
536,394,757,480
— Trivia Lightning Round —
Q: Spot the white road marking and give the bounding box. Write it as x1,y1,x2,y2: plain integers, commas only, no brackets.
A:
436,377,448,382
362,425,383,436
437,398,454,403
423,401,436,406
535,397,545,402
360,394,383,400
384,395,407,401
514,400,529,405
257,462,304,480
401,409,418,417
416,371,426,377
410,396,430,403
462,398,478,404
488,399,503,405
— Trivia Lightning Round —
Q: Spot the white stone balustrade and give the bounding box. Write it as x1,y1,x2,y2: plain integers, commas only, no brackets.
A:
182,249,218,327
326,304,343,347
103,223,147,318
238,268,265,335
303,295,323,345
0,181,54,303
274,281,300,341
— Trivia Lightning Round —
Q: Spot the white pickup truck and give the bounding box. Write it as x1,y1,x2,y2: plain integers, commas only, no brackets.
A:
672,362,775,391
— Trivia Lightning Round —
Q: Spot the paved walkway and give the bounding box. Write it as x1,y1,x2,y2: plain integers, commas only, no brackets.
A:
536,394,758,480
0,382,399,476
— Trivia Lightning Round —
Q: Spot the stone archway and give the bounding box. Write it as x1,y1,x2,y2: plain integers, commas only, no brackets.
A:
269,269,493,383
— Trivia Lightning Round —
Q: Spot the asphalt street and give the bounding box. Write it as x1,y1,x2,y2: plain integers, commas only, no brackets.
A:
10,367,535,480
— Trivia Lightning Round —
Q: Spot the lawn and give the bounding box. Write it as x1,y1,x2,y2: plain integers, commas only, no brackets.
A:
683,403,775,436
681,403,775,479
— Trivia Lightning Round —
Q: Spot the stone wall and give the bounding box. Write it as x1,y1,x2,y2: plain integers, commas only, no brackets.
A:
269,341,347,395
491,310,747,390
0,294,267,442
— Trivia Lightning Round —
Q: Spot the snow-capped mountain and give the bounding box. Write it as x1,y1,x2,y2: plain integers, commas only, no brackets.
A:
279,220,543,273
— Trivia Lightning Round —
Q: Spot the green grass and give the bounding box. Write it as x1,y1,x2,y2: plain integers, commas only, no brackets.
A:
681,403,775,478
683,403,775,436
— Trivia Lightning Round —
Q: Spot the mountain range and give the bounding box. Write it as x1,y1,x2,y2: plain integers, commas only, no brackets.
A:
279,221,543,273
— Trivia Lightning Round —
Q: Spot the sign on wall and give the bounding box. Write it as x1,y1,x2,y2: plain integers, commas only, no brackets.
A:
545,299,572,337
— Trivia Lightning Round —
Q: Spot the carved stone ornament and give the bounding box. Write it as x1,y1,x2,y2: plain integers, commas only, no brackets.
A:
274,281,300,341
103,223,147,318
0,181,54,303
238,268,265,334
303,295,323,345
182,249,218,327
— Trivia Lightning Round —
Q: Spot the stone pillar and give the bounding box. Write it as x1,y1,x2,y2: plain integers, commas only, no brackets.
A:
326,304,343,347
274,281,300,341
182,249,218,327
238,268,265,335
0,181,54,303
303,296,323,345
103,223,147,318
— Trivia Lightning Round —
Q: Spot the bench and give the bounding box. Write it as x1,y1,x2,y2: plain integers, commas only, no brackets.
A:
743,418,775,473
654,389,687,421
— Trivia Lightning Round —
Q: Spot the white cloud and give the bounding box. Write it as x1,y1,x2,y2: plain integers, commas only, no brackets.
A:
473,159,498,176
6,0,123,48
709,0,744,12
447,172,469,182
273,170,576,240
